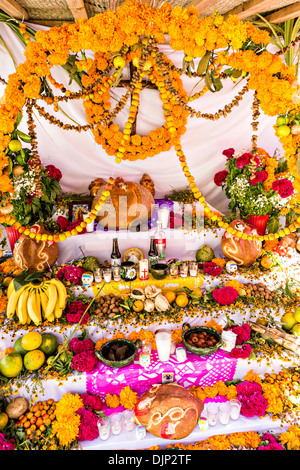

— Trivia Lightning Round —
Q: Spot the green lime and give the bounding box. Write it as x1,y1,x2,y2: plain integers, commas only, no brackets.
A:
13,337,28,356
8,140,22,152
39,334,58,356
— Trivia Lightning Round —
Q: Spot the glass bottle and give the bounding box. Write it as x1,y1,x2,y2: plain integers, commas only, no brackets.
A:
154,222,166,262
148,236,159,266
111,238,121,267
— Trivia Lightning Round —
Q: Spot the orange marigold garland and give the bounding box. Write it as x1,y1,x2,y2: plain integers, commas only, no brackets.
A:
0,0,300,242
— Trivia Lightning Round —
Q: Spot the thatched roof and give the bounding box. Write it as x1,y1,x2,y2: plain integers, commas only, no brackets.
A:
1,0,300,26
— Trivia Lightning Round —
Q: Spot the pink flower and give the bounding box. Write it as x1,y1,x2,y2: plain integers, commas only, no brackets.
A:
214,170,228,186
202,262,223,276
0,433,15,450
258,443,285,450
81,393,103,411
71,351,99,372
272,179,294,198
231,323,251,345
45,164,62,182
76,407,99,441
230,343,252,358
236,153,259,169
69,337,95,354
249,170,268,186
212,286,239,305
222,148,235,160
66,310,89,324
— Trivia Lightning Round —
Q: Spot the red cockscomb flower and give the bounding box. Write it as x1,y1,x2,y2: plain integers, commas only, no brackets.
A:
272,179,294,198
214,170,228,186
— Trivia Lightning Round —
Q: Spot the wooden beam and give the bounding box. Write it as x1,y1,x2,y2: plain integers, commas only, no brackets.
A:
0,0,29,20
192,0,220,14
265,2,300,23
65,0,88,21
224,0,276,20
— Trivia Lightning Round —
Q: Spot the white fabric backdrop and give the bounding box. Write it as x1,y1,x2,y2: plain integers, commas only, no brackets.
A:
0,23,282,215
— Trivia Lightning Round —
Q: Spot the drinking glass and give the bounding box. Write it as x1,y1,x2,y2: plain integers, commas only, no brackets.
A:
103,267,112,283
94,268,102,283
98,416,110,440
123,409,135,432
180,263,188,278
230,399,241,420
112,266,121,281
189,262,198,277
110,412,123,435
155,329,171,362
207,403,219,426
219,401,230,425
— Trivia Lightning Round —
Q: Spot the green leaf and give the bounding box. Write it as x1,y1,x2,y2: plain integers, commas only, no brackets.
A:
267,216,280,234
196,51,211,76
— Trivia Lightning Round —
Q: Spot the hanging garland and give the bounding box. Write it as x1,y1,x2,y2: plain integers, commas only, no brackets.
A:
0,0,300,242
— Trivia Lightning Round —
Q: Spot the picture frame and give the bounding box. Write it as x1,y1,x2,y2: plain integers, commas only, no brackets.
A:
68,200,92,222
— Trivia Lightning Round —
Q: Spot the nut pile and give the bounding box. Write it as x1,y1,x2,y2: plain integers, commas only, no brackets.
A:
244,282,275,300
94,294,125,318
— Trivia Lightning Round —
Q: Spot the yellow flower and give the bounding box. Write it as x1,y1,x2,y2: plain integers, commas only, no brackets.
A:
119,386,138,409
106,393,120,409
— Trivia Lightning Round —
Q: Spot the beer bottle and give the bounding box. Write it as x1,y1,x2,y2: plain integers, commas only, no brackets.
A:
148,236,158,266
111,238,122,267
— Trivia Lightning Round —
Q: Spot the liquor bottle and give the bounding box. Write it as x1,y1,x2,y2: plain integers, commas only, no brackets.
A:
154,221,166,261
111,238,122,267
148,236,158,266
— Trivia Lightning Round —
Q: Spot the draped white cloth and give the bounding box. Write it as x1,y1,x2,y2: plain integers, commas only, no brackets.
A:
0,23,282,216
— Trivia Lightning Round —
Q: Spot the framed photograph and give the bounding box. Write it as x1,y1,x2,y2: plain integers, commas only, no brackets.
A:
68,201,92,222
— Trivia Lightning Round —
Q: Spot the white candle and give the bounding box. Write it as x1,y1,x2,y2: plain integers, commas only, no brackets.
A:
219,402,230,425
207,403,219,426
230,399,241,420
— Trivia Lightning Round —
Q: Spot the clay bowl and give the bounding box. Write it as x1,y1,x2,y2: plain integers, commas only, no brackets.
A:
96,338,141,368
150,263,168,280
182,322,222,357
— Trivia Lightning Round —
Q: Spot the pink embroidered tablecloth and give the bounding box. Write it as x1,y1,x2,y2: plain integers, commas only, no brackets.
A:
86,346,238,413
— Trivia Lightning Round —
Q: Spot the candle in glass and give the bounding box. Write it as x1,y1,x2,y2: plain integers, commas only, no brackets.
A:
219,401,230,425
123,409,135,432
180,263,188,278
230,399,241,420
98,416,110,440
94,268,102,283
112,266,121,281
103,267,112,283
189,261,198,277
207,403,219,426
110,412,122,435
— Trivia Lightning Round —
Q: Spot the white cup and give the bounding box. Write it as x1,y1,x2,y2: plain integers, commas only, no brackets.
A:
155,329,171,362
157,207,170,229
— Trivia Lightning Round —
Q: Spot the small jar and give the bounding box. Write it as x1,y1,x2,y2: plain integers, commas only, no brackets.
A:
103,267,112,283
189,261,198,277
112,266,121,282
139,340,151,368
180,263,188,278
94,268,103,283
169,263,178,278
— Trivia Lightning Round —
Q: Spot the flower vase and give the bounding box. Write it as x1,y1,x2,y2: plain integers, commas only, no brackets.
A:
243,215,270,236
5,227,21,252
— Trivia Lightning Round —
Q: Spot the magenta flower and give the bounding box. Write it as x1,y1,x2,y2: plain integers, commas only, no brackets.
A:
222,148,235,160
272,179,294,198
81,393,104,411
249,170,268,186
69,337,95,354
214,170,228,186
71,351,99,372
76,407,99,441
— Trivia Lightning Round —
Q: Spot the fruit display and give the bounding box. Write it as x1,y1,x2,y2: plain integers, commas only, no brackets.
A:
281,306,300,336
275,112,300,137
91,176,155,230
186,330,218,349
221,220,262,267
6,277,68,325
15,398,57,440
13,224,59,272
0,332,58,379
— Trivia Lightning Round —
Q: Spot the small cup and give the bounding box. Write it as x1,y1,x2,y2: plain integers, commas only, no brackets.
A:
94,268,103,283
110,412,122,435
98,416,110,441
103,267,112,283
230,399,241,420
123,409,135,432
189,261,198,277
169,263,178,278
180,263,188,278
207,403,219,426
219,401,230,425
112,266,121,282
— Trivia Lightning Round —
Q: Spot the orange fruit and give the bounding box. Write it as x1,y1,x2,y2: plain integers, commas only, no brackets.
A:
164,291,176,304
193,287,203,298
175,294,189,308
261,255,273,269
132,300,144,312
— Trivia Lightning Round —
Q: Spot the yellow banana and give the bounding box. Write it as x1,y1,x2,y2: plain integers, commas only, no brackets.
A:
44,282,58,319
16,287,30,325
27,289,42,326
49,278,68,310
54,297,63,319
7,279,15,299
6,285,26,318
39,288,49,319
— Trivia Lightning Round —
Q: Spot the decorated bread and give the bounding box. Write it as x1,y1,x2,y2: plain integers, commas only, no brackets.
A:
133,383,203,440
92,177,155,230
140,173,155,197
221,219,262,267
13,224,59,272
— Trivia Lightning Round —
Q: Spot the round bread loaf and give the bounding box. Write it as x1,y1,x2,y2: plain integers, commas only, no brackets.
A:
133,383,203,440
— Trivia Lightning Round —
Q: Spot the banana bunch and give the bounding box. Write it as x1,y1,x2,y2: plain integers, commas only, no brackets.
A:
6,278,68,326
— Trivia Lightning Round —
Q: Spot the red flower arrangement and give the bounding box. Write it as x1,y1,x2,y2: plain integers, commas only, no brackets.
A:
69,337,95,354
258,433,285,450
236,153,259,169
66,300,90,325
69,336,99,372
201,262,223,276
272,179,294,198
230,323,251,345
76,407,99,441
214,170,228,187
230,343,252,358
212,286,239,305
55,265,86,285
45,164,62,182
81,392,103,411
249,170,268,186
57,216,87,234
236,381,268,418
222,148,235,160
